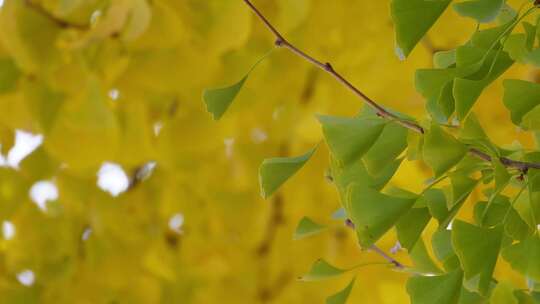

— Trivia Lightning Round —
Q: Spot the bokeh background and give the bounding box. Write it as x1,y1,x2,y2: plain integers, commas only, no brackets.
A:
0,0,537,303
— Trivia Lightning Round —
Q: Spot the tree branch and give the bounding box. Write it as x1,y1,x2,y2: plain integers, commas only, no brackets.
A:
242,0,540,172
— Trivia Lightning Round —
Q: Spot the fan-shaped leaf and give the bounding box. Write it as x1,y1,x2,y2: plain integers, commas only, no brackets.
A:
407,270,464,304
503,79,540,126
326,278,356,304
203,51,271,120
294,217,326,240
259,146,317,199
453,0,504,23
391,0,452,58
451,220,503,295
318,115,385,165
423,124,467,177
300,259,346,282
502,235,540,281
347,184,416,247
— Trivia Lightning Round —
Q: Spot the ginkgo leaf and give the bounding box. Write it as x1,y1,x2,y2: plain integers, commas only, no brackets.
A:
396,207,431,251
453,0,504,23
423,124,467,177
347,183,416,247
259,146,317,199
406,270,464,304
458,287,486,304
203,51,271,120
451,220,503,295
391,0,452,58
460,112,488,140
522,105,540,131
362,123,408,174
473,197,509,228
453,51,513,121
407,131,424,161
318,115,385,165
409,238,443,275
503,79,540,126
445,172,478,209
432,229,461,271
294,217,326,240
326,278,356,304
502,235,540,281
504,206,532,241
490,281,518,304
331,156,401,207
300,259,347,282
503,29,536,63
434,49,457,69
425,188,450,226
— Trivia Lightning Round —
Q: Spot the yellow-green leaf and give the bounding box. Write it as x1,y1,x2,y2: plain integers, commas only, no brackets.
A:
294,216,326,240
347,183,416,247
259,147,317,199
300,259,347,282
423,124,467,177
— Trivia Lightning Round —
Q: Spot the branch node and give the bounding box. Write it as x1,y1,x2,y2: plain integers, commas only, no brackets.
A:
324,62,333,72
275,38,285,47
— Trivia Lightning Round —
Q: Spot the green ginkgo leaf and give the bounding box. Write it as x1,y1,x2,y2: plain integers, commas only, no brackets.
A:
409,238,443,275
453,0,504,23
318,115,385,165
294,217,326,240
363,122,408,174
203,51,271,120
502,235,540,281
434,49,457,69
425,188,450,226
432,229,461,271
300,259,347,282
522,105,540,131
503,79,540,126
347,183,416,247
406,270,464,304
445,172,478,209
259,146,317,199
453,50,513,121
391,0,452,58
451,220,503,295
326,278,356,304
423,124,467,177
396,207,431,251
490,281,518,304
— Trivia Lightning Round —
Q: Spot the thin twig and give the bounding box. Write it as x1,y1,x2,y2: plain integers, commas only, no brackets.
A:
345,219,407,269
370,244,406,269
242,0,540,172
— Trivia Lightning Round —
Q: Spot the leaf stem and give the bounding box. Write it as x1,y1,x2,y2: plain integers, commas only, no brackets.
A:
344,219,408,269
242,0,540,172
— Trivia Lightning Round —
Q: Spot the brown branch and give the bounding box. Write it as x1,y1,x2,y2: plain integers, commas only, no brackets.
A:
242,0,540,172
